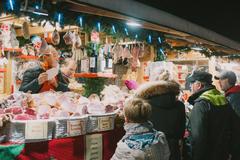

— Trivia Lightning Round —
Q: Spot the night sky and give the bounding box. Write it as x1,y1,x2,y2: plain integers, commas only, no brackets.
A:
135,0,240,43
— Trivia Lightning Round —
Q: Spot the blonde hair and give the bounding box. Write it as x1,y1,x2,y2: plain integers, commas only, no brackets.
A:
124,98,152,123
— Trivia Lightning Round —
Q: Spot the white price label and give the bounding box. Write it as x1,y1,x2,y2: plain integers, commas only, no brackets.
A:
90,57,96,68
81,59,89,72
25,121,48,140
67,120,84,136
98,117,112,131
85,134,102,160
108,59,112,68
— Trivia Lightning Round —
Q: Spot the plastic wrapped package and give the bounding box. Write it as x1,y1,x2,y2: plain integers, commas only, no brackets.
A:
87,113,116,133
7,120,55,143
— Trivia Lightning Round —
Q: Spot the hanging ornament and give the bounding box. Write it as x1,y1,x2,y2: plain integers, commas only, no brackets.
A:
22,21,30,39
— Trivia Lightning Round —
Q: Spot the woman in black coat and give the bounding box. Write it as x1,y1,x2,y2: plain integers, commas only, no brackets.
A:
135,72,186,160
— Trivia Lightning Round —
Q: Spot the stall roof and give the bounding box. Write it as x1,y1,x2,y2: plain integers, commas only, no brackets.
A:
69,0,240,52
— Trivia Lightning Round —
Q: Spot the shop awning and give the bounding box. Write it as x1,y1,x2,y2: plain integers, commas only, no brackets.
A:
68,0,240,52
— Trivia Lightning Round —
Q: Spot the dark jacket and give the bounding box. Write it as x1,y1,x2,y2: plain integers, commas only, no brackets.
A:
19,66,70,94
135,80,186,160
225,85,240,160
188,85,232,160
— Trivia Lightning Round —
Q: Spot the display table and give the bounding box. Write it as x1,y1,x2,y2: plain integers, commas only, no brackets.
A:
0,126,125,160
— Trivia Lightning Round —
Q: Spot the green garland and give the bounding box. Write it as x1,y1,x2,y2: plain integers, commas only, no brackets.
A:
83,78,106,97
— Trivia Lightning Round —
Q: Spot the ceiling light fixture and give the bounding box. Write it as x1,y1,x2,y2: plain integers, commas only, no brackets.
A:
126,21,142,27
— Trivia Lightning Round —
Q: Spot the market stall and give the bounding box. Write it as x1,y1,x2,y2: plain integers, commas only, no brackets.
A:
1,0,240,160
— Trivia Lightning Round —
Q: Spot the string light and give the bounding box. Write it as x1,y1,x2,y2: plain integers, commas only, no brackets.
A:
124,28,129,36
58,13,61,23
148,35,152,43
112,25,116,34
79,17,83,27
158,37,162,44
97,22,101,32
159,48,164,54
135,34,138,39
9,0,14,11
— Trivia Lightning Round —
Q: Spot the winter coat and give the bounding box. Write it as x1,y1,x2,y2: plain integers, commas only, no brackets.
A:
225,85,240,160
135,80,186,160
111,122,170,160
188,85,232,160
19,66,70,94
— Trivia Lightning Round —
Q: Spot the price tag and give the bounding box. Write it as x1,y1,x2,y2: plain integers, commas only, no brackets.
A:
81,59,89,72
89,57,96,68
85,134,102,160
98,117,112,131
108,59,112,68
67,120,84,136
25,121,48,140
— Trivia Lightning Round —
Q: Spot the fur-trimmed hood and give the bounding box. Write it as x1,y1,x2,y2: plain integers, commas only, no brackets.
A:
135,80,180,99
134,80,181,110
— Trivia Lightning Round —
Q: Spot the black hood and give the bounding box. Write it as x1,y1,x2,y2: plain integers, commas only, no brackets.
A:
134,80,180,110
148,93,178,110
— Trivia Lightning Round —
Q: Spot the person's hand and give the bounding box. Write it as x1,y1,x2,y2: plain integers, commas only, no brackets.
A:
48,78,58,88
38,72,48,85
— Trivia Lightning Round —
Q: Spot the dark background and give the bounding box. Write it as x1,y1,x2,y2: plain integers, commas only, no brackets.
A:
135,0,240,43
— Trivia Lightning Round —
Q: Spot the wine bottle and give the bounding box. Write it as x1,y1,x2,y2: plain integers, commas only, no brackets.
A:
97,48,105,72
105,46,112,69
89,44,98,73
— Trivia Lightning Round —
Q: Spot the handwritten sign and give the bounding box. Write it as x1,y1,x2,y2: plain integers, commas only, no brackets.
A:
67,120,85,136
98,117,113,131
85,134,102,160
25,121,48,140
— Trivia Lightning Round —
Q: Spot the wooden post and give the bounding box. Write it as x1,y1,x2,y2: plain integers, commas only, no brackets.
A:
5,52,12,94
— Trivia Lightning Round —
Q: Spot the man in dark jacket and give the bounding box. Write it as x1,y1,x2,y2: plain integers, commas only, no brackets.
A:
187,71,231,160
19,45,69,93
135,73,186,160
215,70,240,160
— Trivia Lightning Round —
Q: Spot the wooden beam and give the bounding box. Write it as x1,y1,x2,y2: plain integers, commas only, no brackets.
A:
64,1,190,37
15,25,79,37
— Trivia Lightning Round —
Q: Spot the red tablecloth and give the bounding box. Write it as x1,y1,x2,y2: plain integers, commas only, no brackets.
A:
16,127,125,160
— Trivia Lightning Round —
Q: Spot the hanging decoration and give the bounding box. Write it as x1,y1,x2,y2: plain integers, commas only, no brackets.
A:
2,0,236,58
